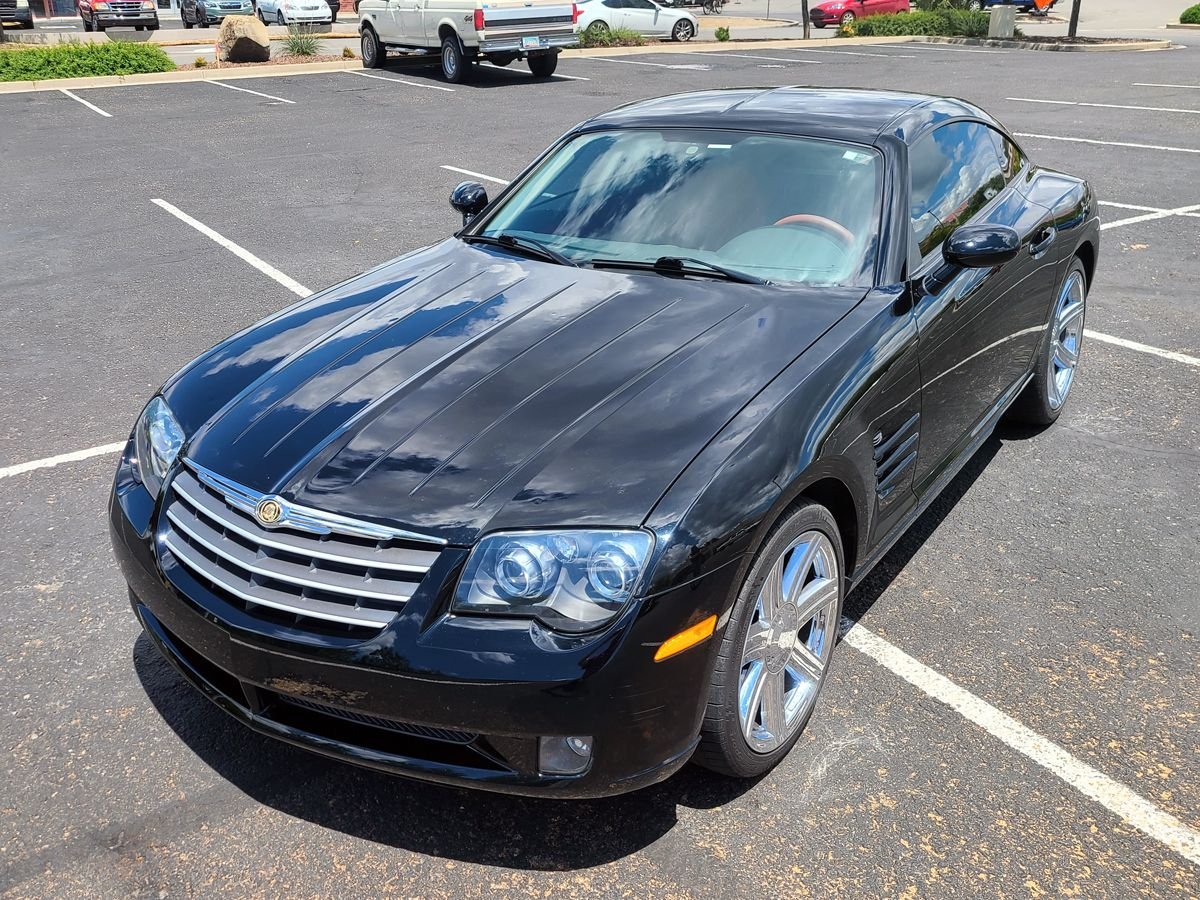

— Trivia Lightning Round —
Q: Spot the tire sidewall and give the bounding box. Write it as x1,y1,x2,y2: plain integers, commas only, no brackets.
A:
701,503,845,778
1013,257,1088,425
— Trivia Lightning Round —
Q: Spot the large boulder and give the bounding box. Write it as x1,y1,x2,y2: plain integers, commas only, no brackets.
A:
217,15,270,63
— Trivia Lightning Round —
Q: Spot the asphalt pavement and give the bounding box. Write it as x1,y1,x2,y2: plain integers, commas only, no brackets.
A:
1,34,1199,898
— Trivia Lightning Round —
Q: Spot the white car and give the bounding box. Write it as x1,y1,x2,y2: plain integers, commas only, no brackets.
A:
577,0,698,41
255,0,332,25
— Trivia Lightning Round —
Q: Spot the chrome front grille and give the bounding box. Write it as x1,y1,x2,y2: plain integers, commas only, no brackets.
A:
160,463,444,632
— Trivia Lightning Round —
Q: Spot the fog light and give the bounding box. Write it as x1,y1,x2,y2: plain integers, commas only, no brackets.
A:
538,735,593,775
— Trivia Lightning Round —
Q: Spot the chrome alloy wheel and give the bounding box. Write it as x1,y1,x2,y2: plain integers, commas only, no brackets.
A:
1047,269,1086,410
738,531,839,754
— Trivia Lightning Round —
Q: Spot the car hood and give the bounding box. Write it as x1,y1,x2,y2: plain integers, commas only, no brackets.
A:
172,239,863,545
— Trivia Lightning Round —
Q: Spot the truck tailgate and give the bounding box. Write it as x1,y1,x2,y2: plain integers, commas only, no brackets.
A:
480,0,575,32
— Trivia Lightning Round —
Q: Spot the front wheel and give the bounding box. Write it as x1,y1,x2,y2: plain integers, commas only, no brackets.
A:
527,51,557,77
81,14,93,30
276,9,284,23
182,12,192,27
1008,258,1088,426
671,18,694,41
967,0,982,9
360,26,384,67
840,10,855,26
694,503,844,778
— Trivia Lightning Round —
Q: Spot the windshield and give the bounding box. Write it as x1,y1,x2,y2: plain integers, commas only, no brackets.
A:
472,128,882,286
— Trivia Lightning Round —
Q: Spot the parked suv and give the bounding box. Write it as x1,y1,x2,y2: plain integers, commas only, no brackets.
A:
78,0,160,30
0,0,36,29
358,0,579,82
181,0,254,27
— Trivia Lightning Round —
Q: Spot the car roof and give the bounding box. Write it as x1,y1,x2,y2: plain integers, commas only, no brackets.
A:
577,87,997,145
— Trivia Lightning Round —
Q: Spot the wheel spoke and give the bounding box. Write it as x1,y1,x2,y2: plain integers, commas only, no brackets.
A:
760,669,787,737
787,642,824,683
1058,301,1084,335
1053,343,1077,370
739,660,767,741
759,560,785,619
742,622,770,663
785,537,824,604
795,575,838,625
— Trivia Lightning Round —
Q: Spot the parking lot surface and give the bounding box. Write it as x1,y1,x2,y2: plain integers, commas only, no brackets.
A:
2,37,1199,898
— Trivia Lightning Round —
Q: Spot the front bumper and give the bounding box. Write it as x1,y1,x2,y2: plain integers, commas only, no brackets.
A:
1,8,35,23
109,447,736,798
478,32,577,53
204,7,255,18
281,9,332,22
94,11,158,23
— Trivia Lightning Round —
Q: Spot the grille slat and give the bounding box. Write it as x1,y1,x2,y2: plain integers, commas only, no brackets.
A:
161,465,443,633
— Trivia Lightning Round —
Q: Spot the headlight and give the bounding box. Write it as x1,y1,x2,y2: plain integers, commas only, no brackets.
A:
93,2,110,9
142,1,155,8
453,530,653,634
16,0,29,8
133,396,184,498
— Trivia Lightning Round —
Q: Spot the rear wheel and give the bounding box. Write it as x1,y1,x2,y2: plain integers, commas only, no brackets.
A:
440,34,472,83
1009,258,1088,426
527,51,557,77
586,19,608,35
968,0,982,9
183,10,192,26
840,9,855,26
360,25,384,67
695,503,844,778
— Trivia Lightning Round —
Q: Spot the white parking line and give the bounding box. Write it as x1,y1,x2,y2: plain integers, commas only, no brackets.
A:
1014,131,1200,155
771,45,916,59
696,52,818,65
440,165,510,185
206,79,296,104
899,42,1004,53
843,621,1200,867
1007,97,1200,116
151,198,313,298
478,62,590,80
59,88,112,118
1101,203,1200,231
345,70,457,92
1134,82,1200,90
588,57,711,70
1086,331,1200,368
0,442,126,481
1099,200,1200,219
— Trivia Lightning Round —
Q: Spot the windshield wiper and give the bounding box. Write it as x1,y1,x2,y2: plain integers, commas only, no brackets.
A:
590,256,766,285
461,233,579,268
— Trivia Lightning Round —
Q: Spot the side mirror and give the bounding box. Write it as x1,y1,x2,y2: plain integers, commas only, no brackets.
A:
450,181,489,226
923,224,1020,295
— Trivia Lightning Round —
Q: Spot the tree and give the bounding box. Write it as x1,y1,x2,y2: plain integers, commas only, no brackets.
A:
801,0,810,38
1067,0,1082,37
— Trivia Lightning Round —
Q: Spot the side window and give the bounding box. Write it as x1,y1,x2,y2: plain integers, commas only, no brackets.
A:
629,0,655,7
602,0,622,8
989,129,1025,184
909,121,1006,259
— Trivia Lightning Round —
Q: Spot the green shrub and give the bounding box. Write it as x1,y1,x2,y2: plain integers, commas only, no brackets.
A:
579,26,646,47
853,9,989,37
715,25,730,40
0,41,176,82
282,23,322,56
913,0,974,9
1181,4,1200,24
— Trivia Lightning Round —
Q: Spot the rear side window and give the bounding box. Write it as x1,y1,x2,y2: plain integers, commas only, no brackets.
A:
988,129,1025,184
909,121,1007,259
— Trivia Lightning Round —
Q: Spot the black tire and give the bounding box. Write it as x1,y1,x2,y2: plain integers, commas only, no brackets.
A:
527,51,557,77
586,19,608,34
200,14,209,26
694,502,845,779
81,14,93,30
183,11,193,27
257,7,266,22
671,18,694,41
95,19,105,30
360,25,384,67
440,34,471,83
134,22,144,29
276,9,284,23
1008,257,1089,427
21,18,35,27
148,20,159,28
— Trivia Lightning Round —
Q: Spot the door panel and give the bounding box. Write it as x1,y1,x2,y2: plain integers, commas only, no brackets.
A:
908,121,1060,494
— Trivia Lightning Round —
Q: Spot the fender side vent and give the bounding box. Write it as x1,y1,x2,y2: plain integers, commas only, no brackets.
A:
874,413,920,500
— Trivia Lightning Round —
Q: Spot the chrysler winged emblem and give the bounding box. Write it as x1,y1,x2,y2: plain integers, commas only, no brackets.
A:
255,498,283,526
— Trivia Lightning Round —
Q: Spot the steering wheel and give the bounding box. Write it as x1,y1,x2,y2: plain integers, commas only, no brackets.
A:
774,214,855,246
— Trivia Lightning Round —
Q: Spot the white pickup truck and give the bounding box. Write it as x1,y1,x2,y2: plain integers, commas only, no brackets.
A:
358,0,579,82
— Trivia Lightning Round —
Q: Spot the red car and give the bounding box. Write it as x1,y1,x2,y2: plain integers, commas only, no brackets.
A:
810,0,909,29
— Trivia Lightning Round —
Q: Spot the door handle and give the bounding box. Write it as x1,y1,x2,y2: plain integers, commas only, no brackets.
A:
1029,226,1056,257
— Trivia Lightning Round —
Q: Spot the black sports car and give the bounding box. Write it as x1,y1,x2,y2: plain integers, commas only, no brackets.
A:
110,88,1098,798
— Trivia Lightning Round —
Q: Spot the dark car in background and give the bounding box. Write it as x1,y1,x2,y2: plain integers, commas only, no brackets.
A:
181,0,255,27
111,88,1098,798
0,0,36,29
78,0,159,31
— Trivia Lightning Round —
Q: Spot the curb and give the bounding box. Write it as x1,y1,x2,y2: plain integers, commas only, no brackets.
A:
158,32,359,46
0,58,364,92
916,36,1173,52
1165,23,1200,30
